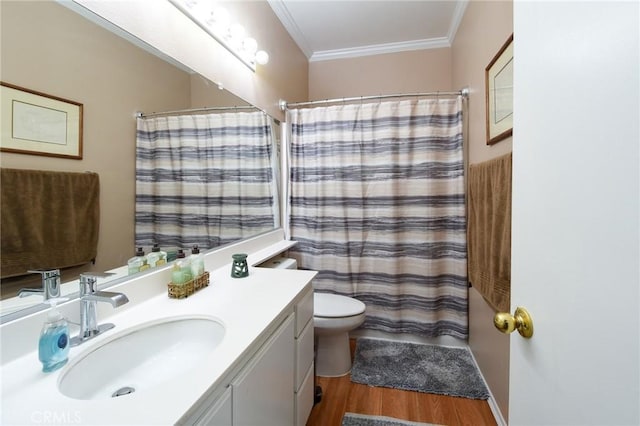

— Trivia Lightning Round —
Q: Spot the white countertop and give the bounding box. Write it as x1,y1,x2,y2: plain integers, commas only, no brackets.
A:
0,238,296,318
1,263,315,425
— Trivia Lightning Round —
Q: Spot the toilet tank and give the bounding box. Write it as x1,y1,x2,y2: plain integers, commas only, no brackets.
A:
260,257,297,270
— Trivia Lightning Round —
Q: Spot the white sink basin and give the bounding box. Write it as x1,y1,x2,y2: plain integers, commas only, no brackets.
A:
58,316,225,400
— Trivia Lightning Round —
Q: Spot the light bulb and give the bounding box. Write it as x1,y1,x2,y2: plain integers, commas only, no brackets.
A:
255,50,269,65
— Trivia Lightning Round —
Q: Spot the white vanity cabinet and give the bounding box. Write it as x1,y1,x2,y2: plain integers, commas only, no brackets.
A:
232,313,295,425
183,287,315,426
0,235,319,426
191,386,232,426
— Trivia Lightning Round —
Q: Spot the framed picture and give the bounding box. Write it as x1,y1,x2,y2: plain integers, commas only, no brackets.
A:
0,82,83,159
485,34,514,145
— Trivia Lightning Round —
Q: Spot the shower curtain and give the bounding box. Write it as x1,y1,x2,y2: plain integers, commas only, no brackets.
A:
135,110,278,251
287,98,467,338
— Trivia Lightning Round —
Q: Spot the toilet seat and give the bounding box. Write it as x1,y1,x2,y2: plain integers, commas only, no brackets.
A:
314,293,365,318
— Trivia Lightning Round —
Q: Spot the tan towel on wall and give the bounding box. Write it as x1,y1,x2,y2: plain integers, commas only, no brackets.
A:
1,168,100,278
468,153,512,312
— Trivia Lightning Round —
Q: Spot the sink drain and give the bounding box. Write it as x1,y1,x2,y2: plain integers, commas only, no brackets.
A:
112,386,136,398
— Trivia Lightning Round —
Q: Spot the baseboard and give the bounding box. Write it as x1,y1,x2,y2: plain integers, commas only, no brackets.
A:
487,395,508,426
467,349,508,426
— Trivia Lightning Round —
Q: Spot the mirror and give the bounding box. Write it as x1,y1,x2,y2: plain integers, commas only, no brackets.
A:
0,1,280,320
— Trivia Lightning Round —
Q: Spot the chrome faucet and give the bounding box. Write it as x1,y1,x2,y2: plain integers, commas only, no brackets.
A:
18,269,61,300
71,272,128,346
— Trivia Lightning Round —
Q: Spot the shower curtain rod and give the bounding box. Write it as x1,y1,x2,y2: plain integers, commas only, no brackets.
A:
136,104,260,119
279,87,469,110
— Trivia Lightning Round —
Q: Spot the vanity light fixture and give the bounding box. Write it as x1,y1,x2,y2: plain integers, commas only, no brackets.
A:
169,0,269,71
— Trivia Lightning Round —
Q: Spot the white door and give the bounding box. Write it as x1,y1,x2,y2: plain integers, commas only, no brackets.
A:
509,2,639,425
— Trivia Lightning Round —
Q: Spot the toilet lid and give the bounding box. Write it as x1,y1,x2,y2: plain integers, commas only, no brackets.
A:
314,293,366,318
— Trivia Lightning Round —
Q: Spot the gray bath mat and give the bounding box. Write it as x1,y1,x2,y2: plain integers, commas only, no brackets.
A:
342,413,437,426
350,338,490,400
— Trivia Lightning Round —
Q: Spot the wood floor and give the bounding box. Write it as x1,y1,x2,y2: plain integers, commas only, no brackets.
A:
306,340,497,426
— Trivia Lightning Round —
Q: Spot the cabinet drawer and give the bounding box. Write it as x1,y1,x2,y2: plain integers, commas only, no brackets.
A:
295,289,313,338
295,318,314,391
295,362,315,426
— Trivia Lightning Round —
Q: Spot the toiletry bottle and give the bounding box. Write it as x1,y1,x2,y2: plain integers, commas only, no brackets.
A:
156,244,168,266
166,250,178,263
38,299,70,373
127,247,146,275
146,244,167,268
177,249,193,282
190,245,205,278
171,263,185,286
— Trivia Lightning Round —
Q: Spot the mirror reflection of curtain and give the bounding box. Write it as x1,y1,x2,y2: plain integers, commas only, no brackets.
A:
135,111,277,251
287,98,467,338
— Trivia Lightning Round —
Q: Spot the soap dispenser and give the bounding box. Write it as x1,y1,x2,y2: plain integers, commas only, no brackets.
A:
38,298,70,373
177,249,192,282
128,247,146,275
189,245,205,278
147,244,167,268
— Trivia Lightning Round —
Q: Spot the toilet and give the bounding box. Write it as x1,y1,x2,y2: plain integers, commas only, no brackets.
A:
313,292,366,377
259,256,366,377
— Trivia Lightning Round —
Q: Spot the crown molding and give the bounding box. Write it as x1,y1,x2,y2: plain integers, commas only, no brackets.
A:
268,0,469,62
448,0,469,44
309,37,451,62
267,0,313,59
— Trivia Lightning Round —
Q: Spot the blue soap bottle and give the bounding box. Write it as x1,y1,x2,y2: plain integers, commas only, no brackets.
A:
38,299,70,373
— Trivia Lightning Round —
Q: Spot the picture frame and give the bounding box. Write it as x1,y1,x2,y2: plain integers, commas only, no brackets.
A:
0,82,83,159
485,34,514,145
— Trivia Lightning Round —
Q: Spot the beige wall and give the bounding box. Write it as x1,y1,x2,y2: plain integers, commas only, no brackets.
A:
226,0,310,110
452,0,513,422
190,74,250,108
309,48,452,99
453,0,513,164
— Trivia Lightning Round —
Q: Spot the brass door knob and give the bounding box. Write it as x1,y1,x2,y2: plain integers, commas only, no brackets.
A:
493,307,534,338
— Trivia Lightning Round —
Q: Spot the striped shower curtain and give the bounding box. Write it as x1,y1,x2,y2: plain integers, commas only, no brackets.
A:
287,98,467,338
135,111,278,251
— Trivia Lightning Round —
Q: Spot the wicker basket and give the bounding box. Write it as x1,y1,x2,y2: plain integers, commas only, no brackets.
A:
168,271,210,299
